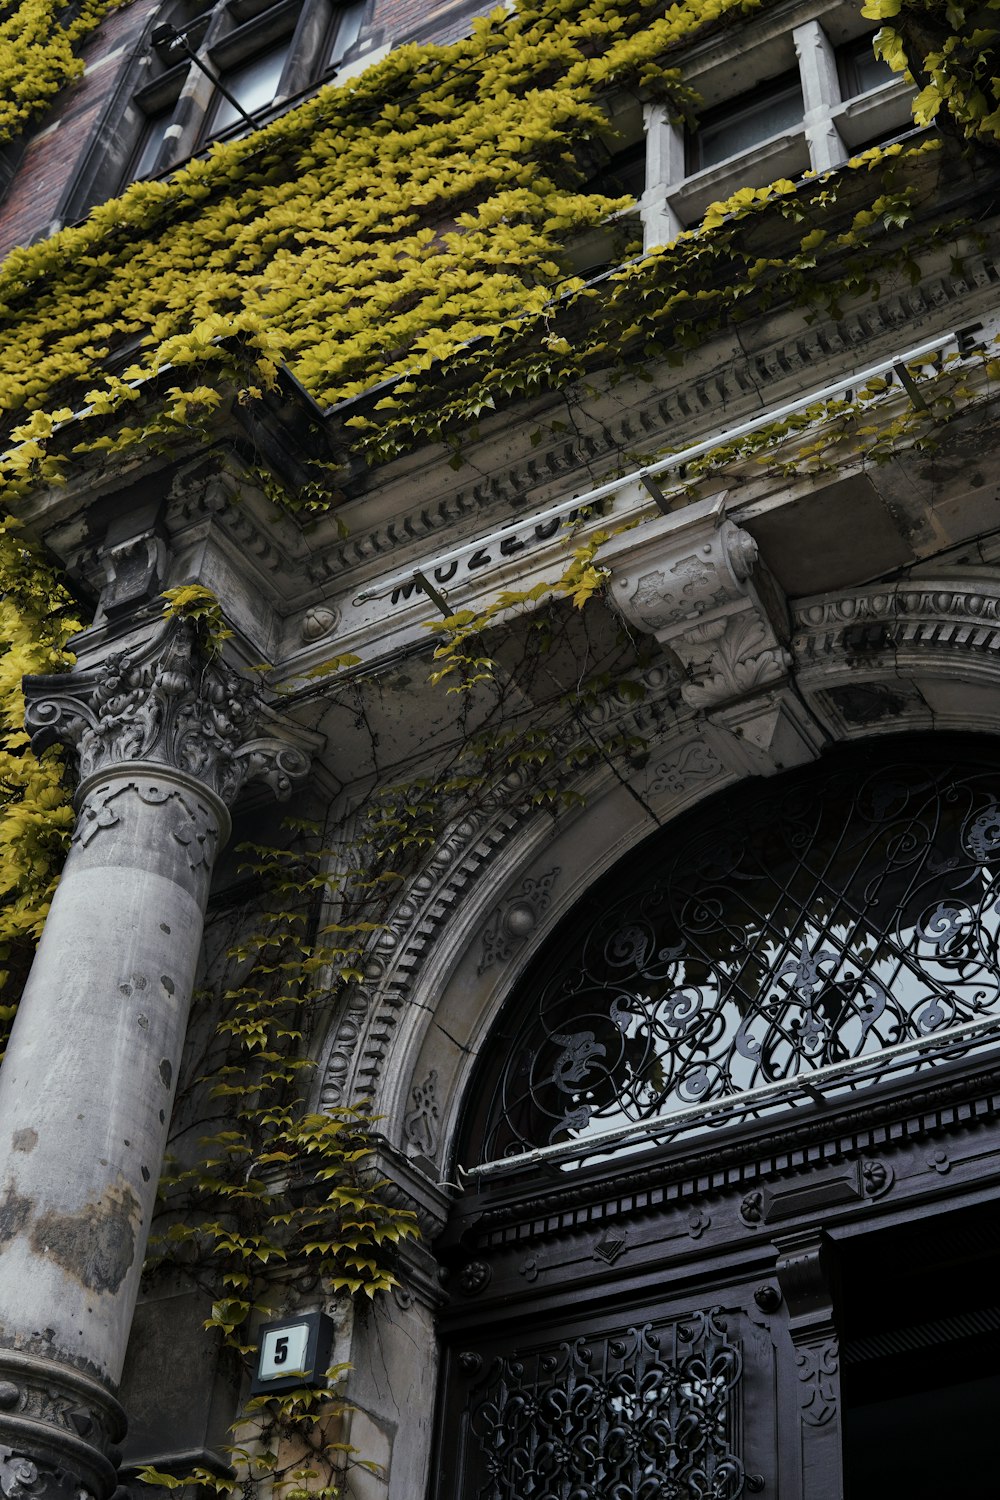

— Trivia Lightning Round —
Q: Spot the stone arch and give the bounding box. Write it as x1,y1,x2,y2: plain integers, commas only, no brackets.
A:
314,562,1000,1184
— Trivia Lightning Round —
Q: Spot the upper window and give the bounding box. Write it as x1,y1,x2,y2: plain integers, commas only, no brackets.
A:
124,0,369,186
327,0,365,67
465,739,1000,1166
131,105,176,180
838,34,896,100
688,71,804,173
204,36,292,137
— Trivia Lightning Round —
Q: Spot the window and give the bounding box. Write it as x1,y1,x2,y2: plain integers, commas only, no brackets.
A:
327,0,365,68
688,72,804,173
131,106,176,180
587,138,646,202
205,36,292,136
113,0,372,193
463,739,1000,1166
837,34,896,100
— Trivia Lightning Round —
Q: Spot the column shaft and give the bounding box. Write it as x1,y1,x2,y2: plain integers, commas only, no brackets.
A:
0,769,223,1384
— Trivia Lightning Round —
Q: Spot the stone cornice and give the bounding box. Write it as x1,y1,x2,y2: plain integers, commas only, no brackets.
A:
9,201,1000,689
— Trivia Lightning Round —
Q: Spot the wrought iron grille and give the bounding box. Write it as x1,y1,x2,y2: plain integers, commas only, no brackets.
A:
477,743,1000,1161
463,1309,744,1500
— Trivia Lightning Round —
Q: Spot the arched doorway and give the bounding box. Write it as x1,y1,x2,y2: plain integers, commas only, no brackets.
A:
433,735,1000,1499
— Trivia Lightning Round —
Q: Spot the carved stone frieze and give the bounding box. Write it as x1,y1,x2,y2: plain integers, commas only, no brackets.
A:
23,620,315,807
305,245,994,596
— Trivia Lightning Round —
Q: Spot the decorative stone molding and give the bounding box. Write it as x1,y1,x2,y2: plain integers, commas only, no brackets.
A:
304,243,995,595
478,867,561,975
610,512,790,712
793,577,1000,667
23,620,315,809
402,1070,441,1158
317,663,683,1115
73,779,221,870
648,739,724,796
0,1351,125,1500
99,529,167,620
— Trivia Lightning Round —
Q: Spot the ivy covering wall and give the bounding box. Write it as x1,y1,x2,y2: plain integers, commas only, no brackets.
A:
0,0,994,982
0,0,995,1481
0,0,127,146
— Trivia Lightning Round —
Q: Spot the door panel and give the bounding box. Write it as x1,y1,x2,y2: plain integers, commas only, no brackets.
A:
436,1294,783,1499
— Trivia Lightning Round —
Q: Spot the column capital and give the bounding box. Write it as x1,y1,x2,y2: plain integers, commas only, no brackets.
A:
22,620,316,813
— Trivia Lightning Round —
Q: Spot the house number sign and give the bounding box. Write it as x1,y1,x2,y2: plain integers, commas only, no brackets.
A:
250,1309,335,1395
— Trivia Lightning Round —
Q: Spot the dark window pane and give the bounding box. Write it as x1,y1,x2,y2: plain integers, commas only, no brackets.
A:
211,40,291,133
839,36,896,99
133,110,174,178
691,75,803,171
329,0,365,66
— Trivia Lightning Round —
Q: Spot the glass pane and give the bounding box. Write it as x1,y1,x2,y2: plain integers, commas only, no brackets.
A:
695,80,803,170
212,40,291,133
842,44,895,99
133,111,173,179
329,0,365,66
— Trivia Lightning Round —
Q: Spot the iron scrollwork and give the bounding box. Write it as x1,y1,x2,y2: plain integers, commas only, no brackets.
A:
479,748,1000,1160
464,1308,745,1500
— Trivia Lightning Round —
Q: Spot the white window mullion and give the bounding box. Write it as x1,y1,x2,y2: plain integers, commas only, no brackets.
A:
641,102,685,250
794,18,847,172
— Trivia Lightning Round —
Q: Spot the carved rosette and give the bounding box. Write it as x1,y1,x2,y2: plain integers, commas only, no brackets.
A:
23,620,315,811
609,513,791,712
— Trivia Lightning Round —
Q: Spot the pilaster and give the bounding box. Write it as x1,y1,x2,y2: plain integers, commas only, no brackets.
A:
773,1231,843,1500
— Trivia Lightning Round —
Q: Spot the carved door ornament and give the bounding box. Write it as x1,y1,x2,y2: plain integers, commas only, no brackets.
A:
454,1308,746,1500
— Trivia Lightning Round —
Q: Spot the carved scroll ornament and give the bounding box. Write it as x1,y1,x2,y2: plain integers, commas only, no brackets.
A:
610,513,790,712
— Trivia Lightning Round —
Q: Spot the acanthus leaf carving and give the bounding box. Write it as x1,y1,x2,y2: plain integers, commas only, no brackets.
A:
24,620,317,808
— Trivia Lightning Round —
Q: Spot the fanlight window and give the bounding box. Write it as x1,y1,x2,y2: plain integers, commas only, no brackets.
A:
473,741,1000,1165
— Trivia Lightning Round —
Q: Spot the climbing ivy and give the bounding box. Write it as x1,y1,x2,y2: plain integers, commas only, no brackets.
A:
865,0,1000,145
0,0,998,1485
0,0,130,145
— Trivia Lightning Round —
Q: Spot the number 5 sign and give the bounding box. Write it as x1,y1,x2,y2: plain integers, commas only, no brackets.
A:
250,1310,335,1395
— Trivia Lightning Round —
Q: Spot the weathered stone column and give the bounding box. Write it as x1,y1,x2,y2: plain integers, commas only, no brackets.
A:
0,622,313,1500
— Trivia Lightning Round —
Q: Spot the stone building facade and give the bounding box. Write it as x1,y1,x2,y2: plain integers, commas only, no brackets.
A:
0,1,999,1499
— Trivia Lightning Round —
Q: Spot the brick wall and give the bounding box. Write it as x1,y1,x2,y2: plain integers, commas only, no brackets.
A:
0,0,159,257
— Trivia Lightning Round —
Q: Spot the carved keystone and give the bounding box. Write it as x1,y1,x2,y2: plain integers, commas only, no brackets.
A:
606,505,824,772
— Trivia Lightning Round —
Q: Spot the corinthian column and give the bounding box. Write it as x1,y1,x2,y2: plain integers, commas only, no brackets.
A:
0,622,314,1500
